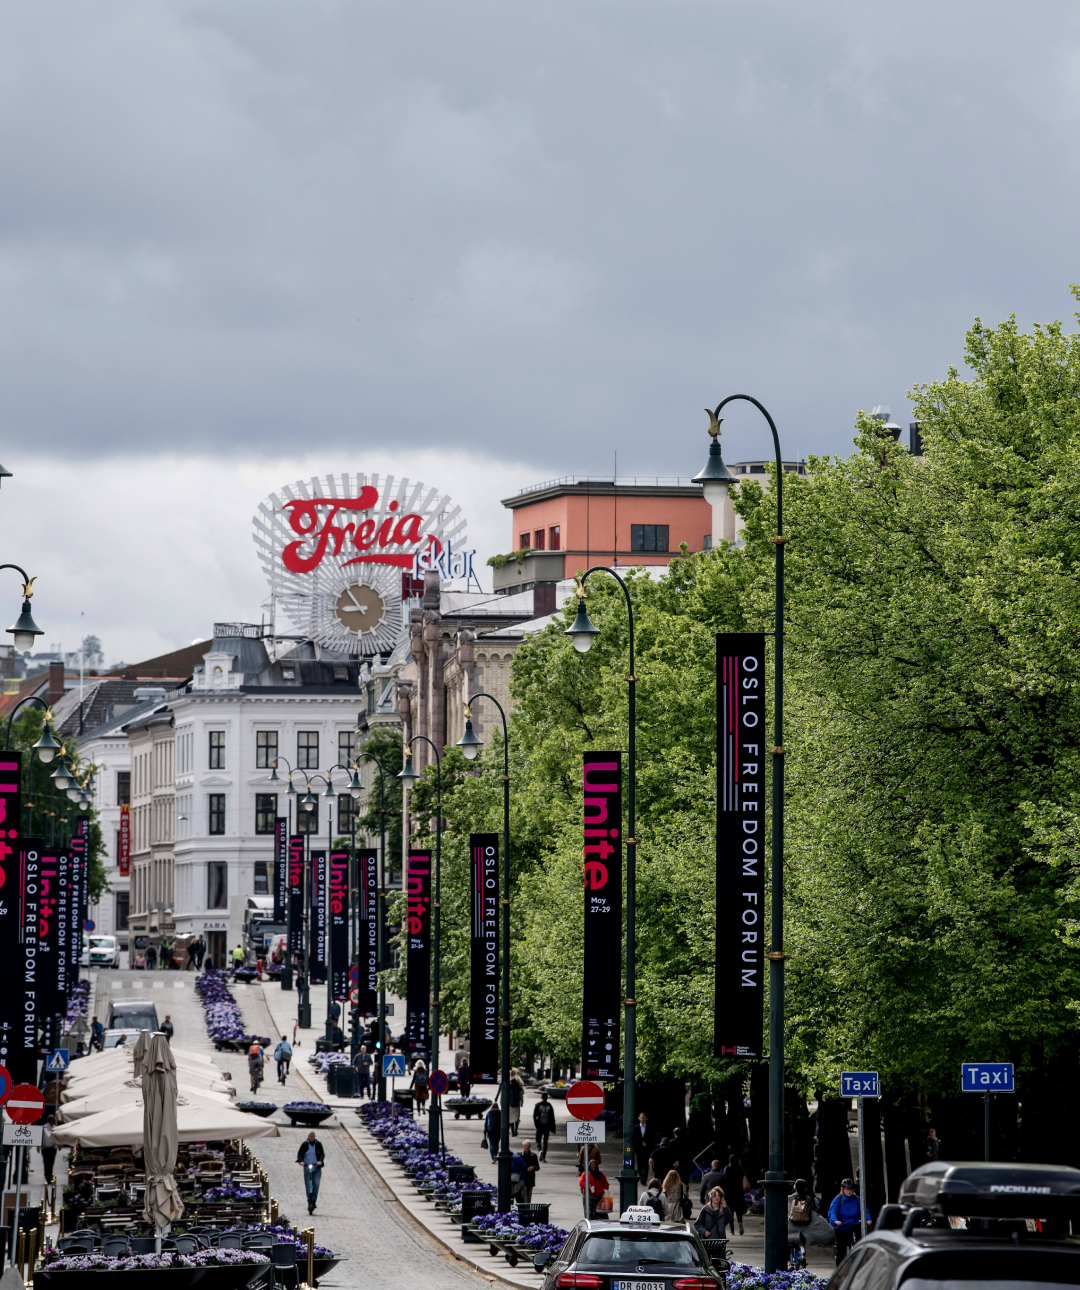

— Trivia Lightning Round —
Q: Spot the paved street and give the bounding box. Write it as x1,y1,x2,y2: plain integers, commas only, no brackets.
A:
88,969,497,1290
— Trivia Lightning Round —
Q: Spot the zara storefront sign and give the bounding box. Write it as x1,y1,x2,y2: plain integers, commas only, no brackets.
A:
253,473,476,655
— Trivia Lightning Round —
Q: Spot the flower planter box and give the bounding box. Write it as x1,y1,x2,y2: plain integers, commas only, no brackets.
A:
33,1267,267,1290
283,1108,333,1128
233,1103,278,1119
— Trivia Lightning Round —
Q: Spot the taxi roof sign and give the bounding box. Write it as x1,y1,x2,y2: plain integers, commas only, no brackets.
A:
619,1205,661,1225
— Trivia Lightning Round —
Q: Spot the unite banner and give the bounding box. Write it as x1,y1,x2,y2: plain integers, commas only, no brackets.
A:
288,836,305,956
310,850,327,984
273,819,288,925
329,850,349,1001
405,851,431,1055
357,849,378,1015
582,753,621,1081
469,834,498,1082
715,633,766,1059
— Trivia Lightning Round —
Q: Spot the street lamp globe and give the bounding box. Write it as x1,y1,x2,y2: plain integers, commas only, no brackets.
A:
322,777,336,798
7,598,42,652
398,754,419,787
456,717,483,761
565,599,600,653
32,722,61,764
301,789,315,812
349,765,363,799
66,784,82,803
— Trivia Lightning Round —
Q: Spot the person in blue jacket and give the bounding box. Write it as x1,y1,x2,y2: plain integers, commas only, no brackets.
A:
828,1178,869,1265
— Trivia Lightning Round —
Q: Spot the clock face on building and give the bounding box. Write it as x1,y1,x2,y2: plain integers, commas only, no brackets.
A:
333,584,387,636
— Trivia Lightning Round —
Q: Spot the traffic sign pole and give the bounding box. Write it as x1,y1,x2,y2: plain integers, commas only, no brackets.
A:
857,1098,867,1239
840,1072,878,1240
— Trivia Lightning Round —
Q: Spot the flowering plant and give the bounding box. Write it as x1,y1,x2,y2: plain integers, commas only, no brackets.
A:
283,1101,331,1114
235,1101,278,1111
726,1261,827,1290
41,1249,271,1271
201,1183,263,1202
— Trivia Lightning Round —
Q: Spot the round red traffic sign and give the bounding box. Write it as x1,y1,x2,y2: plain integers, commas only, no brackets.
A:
566,1080,605,1121
0,1065,12,1106
429,1069,449,1096
348,987,360,1006
6,1084,43,1125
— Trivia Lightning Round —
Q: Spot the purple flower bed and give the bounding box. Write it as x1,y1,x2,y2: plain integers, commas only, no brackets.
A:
283,1101,329,1114
727,1262,827,1290
194,970,270,1048
225,1224,333,1258
66,979,90,1025
235,1101,278,1111
202,1183,263,1202
310,1051,351,1074
41,1249,270,1271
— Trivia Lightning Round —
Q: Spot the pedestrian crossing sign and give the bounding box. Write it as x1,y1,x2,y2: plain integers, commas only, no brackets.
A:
382,1054,406,1077
47,1050,69,1072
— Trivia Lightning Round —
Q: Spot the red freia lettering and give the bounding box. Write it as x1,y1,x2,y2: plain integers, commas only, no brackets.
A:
390,514,423,545
281,488,379,574
352,518,377,551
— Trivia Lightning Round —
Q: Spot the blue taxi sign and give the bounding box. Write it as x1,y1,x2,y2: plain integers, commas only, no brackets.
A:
962,1062,1014,1092
840,1071,879,1097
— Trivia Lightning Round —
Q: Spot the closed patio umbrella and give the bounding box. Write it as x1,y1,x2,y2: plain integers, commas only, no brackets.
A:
52,1098,280,1147
139,1032,184,1247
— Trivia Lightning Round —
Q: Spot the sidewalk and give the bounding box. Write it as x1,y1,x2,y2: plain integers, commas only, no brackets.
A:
256,980,836,1278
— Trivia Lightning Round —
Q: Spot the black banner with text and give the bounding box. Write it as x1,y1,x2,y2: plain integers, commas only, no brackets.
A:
310,850,327,985
329,850,349,1001
13,836,43,1084
72,816,90,980
469,833,498,1082
274,818,288,925
715,633,766,1059
40,846,72,1024
0,756,23,1078
405,851,431,1055
582,753,621,1080
288,836,305,957
357,850,378,1016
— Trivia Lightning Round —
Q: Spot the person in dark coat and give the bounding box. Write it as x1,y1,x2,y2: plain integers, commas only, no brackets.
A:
696,1186,733,1239
297,1131,326,1214
699,1158,725,1202
720,1155,747,1235
457,1057,472,1099
633,1112,652,1184
484,1101,501,1163
533,1091,557,1161
650,1137,673,1184
828,1178,869,1265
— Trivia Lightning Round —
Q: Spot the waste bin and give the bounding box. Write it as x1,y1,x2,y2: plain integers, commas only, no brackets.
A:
461,1188,492,1243
448,1164,476,1183
333,1064,358,1097
516,1203,550,1226
393,1089,414,1113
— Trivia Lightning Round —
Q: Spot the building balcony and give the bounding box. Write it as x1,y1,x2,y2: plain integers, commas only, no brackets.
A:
491,549,566,593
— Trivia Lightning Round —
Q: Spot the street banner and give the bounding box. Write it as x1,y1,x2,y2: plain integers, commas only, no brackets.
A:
11,836,43,1084
0,758,22,1077
715,632,767,1059
329,850,349,1001
357,849,378,1015
39,847,72,1025
582,753,621,1080
405,851,431,1055
469,833,499,1081
310,849,327,985
273,818,288,925
288,836,305,956
72,817,90,980
118,804,131,877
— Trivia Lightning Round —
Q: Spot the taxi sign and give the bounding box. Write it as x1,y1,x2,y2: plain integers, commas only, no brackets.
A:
840,1071,879,1098
620,1205,660,1225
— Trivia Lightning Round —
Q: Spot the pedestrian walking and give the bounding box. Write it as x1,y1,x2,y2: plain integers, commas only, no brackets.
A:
39,1116,57,1185
161,1015,174,1040
194,936,206,969
274,1035,292,1083
650,1137,673,1184
518,1139,540,1202
639,1177,665,1219
90,1016,104,1052
633,1111,652,1183
508,1067,525,1135
720,1154,748,1235
579,1158,609,1219
924,1127,941,1162
695,1186,732,1239
457,1056,472,1099
533,1090,556,1161
828,1178,868,1265
145,944,157,971
409,1059,429,1111
661,1169,688,1222
788,1177,815,1269
484,1100,501,1164
353,1044,372,1097
232,944,245,970
699,1157,725,1203
297,1130,325,1214
186,940,198,970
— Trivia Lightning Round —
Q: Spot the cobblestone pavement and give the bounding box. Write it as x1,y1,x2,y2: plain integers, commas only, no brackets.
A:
90,970,495,1290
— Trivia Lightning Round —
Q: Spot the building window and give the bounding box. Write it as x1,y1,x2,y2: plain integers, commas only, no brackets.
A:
208,794,226,835
115,891,129,930
297,800,319,835
750,464,765,473
338,794,360,836
550,525,561,550
338,729,357,769
534,527,545,550
207,862,228,909
297,731,319,770
209,731,225,769
519,533,531,549
703,535,713,550
116,771,131,806
256,730,278,769
630,524,669,553
254,862,269,896
255,794,277,835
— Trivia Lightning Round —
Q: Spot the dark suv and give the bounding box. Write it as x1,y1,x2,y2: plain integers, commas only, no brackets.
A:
534,1216,725,1290
828,1161,1080,1290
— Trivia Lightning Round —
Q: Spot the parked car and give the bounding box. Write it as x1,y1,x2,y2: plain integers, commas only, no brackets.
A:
106,999,160,1032
827,1161,1080,1290
79,935,121,969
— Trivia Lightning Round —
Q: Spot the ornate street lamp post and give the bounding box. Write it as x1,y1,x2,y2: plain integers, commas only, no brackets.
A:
694,396,787,1272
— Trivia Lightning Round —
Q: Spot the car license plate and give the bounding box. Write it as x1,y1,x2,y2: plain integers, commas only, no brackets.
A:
614,1282,664,1290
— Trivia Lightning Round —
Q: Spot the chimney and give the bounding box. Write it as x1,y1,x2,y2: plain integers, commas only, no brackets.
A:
48,661,65,707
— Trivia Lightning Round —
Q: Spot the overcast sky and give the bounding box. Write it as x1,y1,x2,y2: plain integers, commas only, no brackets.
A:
4,1,1080,660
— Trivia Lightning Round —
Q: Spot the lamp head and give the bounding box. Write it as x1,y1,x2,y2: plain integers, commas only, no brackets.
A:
323,776,336,798
692,408,739,505
301,789,315,811
33,720,61,764
565,582,600,654
456,712,483,761
398,753,419,787
286,776,297,797
269,761,279,782
8,587,42,652
66,785,82,803
51,761,73,788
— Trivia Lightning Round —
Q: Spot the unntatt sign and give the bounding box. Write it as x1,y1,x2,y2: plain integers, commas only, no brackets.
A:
469,833,498,1081
715,633,766,1059
582,753,621,1080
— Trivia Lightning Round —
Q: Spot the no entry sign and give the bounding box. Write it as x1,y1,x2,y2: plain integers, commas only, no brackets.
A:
566,1080,605,1121
6,1084,43,1124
